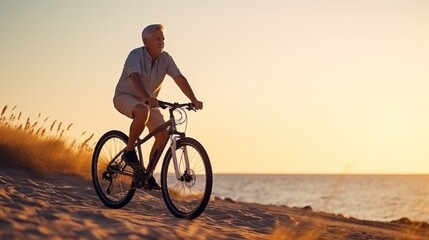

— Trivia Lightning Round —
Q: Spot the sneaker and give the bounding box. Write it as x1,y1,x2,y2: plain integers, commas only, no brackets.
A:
122,151,140,168
147,176,161,190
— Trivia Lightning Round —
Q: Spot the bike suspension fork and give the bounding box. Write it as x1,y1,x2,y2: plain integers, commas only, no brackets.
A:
170,135,191,180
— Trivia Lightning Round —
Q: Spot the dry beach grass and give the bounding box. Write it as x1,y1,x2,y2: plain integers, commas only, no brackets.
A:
1,105,428,239
0,105,93,179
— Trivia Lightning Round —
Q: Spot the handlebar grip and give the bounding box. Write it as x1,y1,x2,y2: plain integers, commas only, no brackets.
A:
146,100,196,111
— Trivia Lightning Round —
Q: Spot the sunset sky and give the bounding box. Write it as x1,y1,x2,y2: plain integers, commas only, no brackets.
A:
1,0,428,174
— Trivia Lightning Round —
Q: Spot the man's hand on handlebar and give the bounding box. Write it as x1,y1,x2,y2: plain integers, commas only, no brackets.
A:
192,100,203,110
146,97,159,108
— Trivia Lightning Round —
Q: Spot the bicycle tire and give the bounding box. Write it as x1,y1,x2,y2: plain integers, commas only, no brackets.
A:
91,130,135,208
161,137,212,219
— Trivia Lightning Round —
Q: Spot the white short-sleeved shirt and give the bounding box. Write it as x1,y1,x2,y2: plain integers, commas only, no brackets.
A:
114,47,182,99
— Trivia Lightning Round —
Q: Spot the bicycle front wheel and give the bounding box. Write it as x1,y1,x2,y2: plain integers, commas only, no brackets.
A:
161,137,213,219
91,130,135,208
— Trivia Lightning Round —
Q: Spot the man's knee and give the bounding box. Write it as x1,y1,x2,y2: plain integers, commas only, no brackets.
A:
132,104,150,120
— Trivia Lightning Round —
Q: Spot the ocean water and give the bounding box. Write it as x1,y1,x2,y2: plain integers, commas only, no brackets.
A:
212,174,429,222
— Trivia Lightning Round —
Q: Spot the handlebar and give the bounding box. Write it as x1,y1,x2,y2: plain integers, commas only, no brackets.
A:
157,101,195,111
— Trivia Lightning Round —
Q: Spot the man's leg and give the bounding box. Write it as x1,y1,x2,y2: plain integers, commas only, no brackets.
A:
122,104,150,167
143,108,167,190
146,130,169,174
127,104,149,151
144,130,168,190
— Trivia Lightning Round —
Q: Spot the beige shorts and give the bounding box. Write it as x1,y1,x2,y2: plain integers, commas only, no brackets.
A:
113,94,165,132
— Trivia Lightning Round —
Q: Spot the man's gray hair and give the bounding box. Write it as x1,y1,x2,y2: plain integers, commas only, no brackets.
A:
142,24,165,42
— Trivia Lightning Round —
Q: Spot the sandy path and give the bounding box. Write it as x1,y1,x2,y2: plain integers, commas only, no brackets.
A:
0,168,428,240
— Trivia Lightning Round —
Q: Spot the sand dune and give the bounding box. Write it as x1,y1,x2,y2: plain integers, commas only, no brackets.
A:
1,167,428,240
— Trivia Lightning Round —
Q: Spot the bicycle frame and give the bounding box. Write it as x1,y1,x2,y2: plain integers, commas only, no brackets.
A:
135,120,172,171
106,104,189,180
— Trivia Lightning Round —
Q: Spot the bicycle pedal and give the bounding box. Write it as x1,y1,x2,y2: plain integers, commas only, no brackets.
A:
132,168,145,189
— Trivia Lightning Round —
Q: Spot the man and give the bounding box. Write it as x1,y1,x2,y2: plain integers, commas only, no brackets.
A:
113,24,203,190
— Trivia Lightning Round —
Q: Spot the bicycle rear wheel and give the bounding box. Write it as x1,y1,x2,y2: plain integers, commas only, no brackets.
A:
91,130,135,208
161,137,212,219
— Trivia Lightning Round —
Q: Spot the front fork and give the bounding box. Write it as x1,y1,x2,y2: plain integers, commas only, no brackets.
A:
170,135,191,180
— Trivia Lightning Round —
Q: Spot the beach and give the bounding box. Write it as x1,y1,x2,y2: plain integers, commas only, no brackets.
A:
1,167,428,240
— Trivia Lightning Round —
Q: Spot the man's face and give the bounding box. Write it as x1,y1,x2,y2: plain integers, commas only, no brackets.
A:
145,29,165,57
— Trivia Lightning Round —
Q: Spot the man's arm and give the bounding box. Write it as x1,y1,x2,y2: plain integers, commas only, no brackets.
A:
173,74,203,110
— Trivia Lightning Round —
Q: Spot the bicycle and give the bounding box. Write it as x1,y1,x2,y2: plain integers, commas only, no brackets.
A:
91,100,213,219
